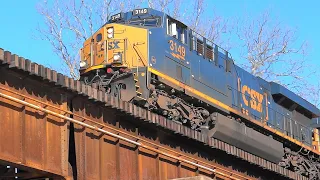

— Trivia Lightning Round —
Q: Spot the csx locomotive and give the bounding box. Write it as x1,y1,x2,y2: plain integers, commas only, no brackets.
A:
79,8,320,178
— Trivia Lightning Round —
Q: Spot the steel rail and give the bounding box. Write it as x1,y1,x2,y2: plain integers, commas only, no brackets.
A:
0,91,255,180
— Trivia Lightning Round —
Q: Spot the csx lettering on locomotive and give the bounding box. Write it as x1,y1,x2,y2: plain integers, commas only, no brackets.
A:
241,85,263,113
108,41,120,50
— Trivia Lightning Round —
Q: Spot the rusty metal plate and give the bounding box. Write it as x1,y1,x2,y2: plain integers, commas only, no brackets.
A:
0,69,69,177
0,76,23,165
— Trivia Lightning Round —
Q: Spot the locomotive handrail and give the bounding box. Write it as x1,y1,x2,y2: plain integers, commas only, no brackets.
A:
133,42,147,66
190,29,231,61
0,86,253,180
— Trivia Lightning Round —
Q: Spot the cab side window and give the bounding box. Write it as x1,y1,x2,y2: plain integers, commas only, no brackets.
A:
167,17,187,44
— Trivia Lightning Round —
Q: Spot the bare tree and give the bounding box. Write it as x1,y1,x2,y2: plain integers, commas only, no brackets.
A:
199,11,232,50
146,0,196,21
171,0,183,19
235,10,312,91
146,0,179,14
187,0,205,31
146,0,230,49
306,82,320,108
298,70,320,108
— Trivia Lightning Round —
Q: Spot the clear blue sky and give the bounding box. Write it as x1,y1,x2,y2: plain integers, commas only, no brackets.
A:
0,0,319,75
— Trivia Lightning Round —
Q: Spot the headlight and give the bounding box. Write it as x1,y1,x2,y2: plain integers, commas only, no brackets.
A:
80,61,87,68
107,28,113,33
113,54,121,61
107,27,114,39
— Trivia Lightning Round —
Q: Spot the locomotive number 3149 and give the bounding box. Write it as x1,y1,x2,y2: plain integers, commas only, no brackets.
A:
169,40,186,60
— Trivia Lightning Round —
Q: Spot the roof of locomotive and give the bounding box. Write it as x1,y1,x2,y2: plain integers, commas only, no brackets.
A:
270,82,320,118
106,8,167,27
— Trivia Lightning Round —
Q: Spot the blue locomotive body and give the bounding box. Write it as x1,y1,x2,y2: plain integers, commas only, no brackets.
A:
146,9,319,141
140,9,320,166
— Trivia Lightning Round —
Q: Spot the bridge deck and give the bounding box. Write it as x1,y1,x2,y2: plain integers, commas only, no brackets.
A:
0,48,308,180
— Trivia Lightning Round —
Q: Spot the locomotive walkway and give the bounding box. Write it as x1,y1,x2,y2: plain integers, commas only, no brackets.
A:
0,47,308,180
